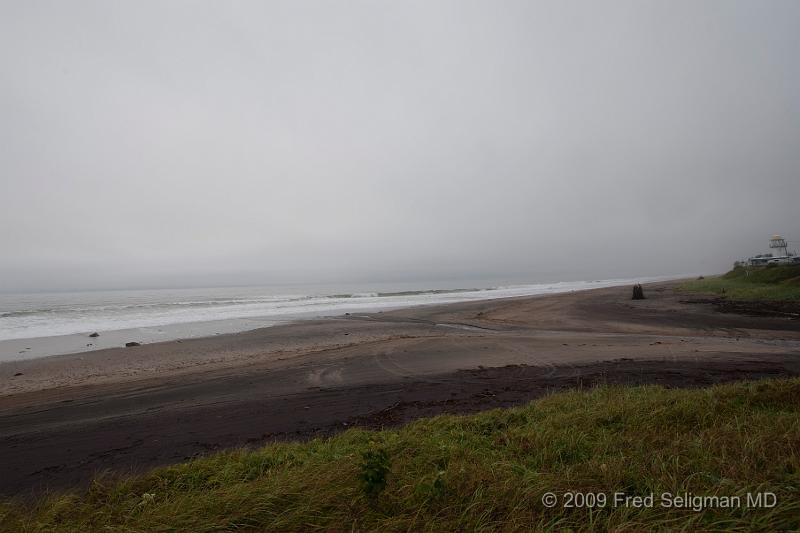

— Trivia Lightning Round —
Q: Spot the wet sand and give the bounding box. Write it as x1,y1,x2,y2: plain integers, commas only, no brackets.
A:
2,281,799,497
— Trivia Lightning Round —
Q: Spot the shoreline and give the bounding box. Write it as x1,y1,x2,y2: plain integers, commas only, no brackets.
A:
0,275,680,363
2,277,797,399
2,280,799,496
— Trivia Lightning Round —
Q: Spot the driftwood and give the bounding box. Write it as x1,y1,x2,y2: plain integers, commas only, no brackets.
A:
632,284,646,300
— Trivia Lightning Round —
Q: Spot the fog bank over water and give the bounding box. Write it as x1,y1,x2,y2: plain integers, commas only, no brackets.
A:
2,1,799,292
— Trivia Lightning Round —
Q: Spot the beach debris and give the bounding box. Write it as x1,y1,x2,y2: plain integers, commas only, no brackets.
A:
125,342,141,347
89,332,100,338
14,372,23,376
137,493,156,507
632,284,646,300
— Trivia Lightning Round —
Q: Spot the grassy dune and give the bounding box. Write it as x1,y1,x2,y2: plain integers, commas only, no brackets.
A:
3,379,800,531
681,265,800,300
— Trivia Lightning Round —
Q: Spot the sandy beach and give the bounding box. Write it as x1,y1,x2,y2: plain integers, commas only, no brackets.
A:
2,280,800,497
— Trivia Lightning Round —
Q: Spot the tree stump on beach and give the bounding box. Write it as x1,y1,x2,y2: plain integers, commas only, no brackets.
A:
632,284,645,300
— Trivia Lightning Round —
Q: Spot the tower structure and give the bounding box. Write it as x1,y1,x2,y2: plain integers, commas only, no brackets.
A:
769,235,789,257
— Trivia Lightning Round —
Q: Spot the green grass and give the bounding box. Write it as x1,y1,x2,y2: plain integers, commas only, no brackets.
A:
3,379,800,531
680,265,800,300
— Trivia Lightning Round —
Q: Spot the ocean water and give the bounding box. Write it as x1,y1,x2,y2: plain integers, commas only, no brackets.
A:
0,276,674,361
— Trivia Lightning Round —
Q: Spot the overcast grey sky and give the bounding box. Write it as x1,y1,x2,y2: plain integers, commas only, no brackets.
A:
1,1,799,292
